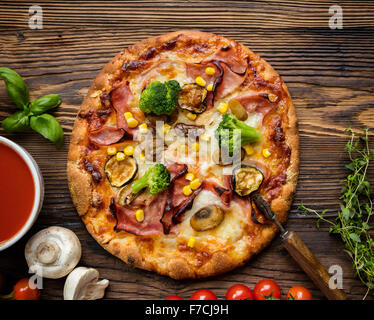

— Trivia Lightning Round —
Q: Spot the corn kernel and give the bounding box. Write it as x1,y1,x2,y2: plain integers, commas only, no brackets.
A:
262,148,271,158
116,152,125,161
180,144,188,154
135,209,144,222
206,83,213,91
195,76,206,87
268,93,278,102
201,132,211,142
183,185,193,196
187,236,196,248
243,144,254,156
186,112,197,121
217,102,228,114
140,151,146,161
124,145,134,156
190,178,201,190
205,67,215,76
124,112,133,120
186,173,195,181
138,123,148,134
107,146,117,155
163,123,171,134
127,117,138,128
193,142,199,152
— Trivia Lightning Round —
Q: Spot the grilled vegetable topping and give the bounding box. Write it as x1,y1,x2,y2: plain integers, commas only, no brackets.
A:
190,206,224,231
228,99,248,121
232,165,263,197
178,83,207,114
104,155,137,188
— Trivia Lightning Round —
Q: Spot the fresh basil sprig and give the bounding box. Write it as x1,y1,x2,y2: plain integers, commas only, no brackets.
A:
0,67,64,147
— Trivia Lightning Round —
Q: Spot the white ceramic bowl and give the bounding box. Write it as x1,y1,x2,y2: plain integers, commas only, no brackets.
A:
0,136,44,251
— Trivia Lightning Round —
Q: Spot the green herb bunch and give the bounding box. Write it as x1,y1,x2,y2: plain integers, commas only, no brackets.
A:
299,128,374,298
0,67,64,147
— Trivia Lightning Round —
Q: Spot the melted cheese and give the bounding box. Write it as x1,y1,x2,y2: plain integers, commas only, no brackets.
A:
178,190,247,245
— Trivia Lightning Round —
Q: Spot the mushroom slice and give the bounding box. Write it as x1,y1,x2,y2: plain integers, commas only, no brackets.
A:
228,98,248,121
232,165,264,197
190,206,224,232
63,267,109,300
178,83,207,114
104,155,137,188
25,227,81,279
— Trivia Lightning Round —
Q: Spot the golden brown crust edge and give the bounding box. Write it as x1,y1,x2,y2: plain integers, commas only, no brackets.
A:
67,30,299,279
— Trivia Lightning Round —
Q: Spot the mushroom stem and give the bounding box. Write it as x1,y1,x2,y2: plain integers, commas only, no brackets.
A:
36,241,60,264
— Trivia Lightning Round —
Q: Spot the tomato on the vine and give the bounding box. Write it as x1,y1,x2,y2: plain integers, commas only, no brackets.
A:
287,286,312,300
165,295,184,300
225,284,254,300
190,289,217,300
253,279,281,300
13,278,40,300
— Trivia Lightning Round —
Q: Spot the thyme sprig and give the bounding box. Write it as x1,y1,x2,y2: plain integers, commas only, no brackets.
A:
299,128,374,299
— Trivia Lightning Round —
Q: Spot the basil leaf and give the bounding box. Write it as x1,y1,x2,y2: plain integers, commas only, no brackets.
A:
30,114,64,147
30,94,61,115
0,67,29,109
1,110,30,132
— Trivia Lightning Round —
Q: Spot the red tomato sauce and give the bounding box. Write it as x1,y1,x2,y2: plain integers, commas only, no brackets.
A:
0,142,35,243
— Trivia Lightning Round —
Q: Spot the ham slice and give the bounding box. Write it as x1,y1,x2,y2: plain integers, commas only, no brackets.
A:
208,44,248,75
110,193,167,236
203,177,232,206
88,126,125,146
110,84,144,135
110,162,188,236
185,60,246,105
234,92,276,118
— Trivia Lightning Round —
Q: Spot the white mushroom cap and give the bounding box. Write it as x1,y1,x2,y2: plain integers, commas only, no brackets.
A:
63,267,109,300
25,226,81,279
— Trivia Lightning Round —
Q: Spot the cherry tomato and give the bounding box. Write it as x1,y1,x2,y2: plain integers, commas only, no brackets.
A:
190,289,217,300
225,284,254,300
165,295,184,300
13,278,40,300
253,279,281,300
287,286,312,300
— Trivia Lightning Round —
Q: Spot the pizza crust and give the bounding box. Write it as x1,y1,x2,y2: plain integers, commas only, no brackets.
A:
67,30,299,279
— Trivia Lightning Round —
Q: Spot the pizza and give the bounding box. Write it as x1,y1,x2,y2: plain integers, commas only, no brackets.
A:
67,30,299,279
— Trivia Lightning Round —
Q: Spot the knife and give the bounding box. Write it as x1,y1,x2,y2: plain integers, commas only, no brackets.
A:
252,194,347,300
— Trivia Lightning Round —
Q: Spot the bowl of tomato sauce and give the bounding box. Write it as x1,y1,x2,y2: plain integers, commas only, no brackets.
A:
0,136,44,251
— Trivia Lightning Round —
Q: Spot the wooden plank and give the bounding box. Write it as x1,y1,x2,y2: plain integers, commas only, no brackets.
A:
0,0,373,300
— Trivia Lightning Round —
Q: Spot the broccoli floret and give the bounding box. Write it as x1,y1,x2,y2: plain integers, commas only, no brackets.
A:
131,163,171,195
139,80,181,115
216,113,261,156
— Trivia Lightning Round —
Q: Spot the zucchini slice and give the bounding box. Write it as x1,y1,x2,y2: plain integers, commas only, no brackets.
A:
232,165,263,197
178,83,207,114
104,155,137,188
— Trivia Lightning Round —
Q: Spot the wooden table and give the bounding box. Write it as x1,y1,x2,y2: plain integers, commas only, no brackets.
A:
0,0,373,300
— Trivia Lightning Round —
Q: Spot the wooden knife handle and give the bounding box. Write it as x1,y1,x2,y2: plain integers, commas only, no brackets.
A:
282,231,347,300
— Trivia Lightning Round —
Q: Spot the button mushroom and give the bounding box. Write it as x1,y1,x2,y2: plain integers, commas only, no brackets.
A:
25,226,81,279
63,267,109,300
190,206,225,231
